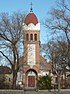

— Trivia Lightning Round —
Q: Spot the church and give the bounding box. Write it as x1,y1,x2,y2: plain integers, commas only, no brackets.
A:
16,4,51,89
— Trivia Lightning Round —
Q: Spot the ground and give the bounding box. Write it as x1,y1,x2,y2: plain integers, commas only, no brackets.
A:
0,89,70,94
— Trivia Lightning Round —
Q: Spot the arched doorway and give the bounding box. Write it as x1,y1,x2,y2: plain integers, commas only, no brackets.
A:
26,69,38,89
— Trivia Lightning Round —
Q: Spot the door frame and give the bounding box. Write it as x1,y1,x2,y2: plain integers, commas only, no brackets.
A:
26,69,38,88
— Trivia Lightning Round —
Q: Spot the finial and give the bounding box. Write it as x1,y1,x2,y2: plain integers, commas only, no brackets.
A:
30,2,33,12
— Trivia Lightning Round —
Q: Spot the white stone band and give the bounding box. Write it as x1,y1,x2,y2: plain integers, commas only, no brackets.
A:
22,23,40,30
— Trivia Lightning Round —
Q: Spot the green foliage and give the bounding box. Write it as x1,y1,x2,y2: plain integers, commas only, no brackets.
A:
38,74,51,90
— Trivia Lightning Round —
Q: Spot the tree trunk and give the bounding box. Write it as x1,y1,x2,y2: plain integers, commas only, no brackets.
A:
12,70,17,89
58,72,61,94
64,71,66,88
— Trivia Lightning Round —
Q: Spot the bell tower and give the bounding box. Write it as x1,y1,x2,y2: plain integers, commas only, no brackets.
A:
22,4,40,89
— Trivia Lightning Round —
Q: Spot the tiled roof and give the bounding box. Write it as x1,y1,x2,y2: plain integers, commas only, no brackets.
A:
0,66,12,74
24,13,38,25
40,56,51,71
18,55,51,71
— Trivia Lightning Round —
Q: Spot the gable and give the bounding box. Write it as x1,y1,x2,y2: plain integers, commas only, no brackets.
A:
40,56,51,71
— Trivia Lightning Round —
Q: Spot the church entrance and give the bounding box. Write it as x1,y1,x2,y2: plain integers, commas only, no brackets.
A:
28,76,35,87
26,69,37,89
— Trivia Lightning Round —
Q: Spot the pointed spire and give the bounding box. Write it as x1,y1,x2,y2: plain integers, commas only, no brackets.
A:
30,2,33,13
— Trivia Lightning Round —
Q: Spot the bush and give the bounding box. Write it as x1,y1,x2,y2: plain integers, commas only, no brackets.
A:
38,74,51,90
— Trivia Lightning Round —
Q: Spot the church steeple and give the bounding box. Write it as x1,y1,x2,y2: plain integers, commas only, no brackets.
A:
24,2,38,25
22,3,41,89
30,2,33,12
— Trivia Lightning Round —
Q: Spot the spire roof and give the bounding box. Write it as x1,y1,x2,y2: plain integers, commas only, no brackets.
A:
30,2,33,13
24,2,38,25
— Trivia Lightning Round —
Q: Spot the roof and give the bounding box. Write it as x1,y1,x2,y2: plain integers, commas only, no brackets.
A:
40,56,51,71
18,55,51,71
0,66,12,74
24,13,38,25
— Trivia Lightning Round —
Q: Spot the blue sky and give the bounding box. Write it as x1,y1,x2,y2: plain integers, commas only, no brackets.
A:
0,0,57,43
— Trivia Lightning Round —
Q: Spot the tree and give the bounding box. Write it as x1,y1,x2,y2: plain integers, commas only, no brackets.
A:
41,40,68,92
44,0,70,41
43,0,70,93
0,12,25,88
44,0,70,66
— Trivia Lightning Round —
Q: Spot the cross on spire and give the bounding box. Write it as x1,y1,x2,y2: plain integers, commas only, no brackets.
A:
30,2,33,12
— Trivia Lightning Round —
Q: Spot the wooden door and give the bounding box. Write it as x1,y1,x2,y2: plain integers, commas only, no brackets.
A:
28,76,35,87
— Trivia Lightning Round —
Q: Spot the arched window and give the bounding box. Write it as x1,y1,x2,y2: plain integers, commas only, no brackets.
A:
34,34,37,41
30,34,33,41
26,34,29,41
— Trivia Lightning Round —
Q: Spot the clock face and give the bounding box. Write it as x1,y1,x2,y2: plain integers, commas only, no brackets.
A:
27,44,36,66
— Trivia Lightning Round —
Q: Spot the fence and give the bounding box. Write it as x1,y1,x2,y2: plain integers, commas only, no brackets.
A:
0,89,70,94
0,90,24,94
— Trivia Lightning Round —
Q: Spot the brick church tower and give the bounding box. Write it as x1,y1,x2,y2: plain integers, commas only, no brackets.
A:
22,4,40,89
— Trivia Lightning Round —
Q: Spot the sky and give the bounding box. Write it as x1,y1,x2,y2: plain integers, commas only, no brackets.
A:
0,0,57,43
